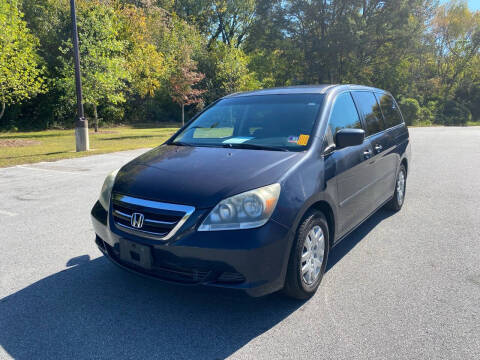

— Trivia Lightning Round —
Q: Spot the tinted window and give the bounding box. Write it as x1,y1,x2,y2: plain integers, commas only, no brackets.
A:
375,93,403,128
173,94,324,151
328,92,362,136
352,91,384,136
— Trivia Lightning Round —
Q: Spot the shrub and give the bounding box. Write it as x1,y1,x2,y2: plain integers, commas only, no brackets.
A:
398,98,420,125
418,106,433,125
441,100,472,126
100,105,124,126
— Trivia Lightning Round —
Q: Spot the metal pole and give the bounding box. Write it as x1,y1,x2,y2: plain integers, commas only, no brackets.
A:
70,0,89,151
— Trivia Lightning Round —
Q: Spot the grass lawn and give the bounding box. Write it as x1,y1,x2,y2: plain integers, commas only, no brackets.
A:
2,123,479,168
0,125,179,168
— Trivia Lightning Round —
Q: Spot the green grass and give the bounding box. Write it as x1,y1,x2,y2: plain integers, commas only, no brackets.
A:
0,125,179,168
2,121,479,168
409,120,480,127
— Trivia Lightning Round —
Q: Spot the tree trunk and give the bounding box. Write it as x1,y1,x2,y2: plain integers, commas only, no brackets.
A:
93,104,98,132
181,103,185,126
0,101,5,120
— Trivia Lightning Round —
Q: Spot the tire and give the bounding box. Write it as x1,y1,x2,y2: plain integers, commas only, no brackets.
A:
283,210,329,300
385,164,407,211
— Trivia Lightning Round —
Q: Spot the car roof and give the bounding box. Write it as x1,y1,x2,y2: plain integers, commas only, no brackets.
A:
223,84,387,98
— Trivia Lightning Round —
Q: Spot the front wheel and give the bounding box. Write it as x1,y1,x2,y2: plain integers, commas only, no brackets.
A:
385,164,407,211
283,210,329,299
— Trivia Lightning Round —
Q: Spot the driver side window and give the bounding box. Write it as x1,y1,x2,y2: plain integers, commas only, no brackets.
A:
325,92,362,146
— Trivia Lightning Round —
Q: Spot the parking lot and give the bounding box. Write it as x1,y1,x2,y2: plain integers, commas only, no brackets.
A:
0,127,479,359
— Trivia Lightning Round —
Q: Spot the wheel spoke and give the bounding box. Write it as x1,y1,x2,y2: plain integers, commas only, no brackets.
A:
318,236,324,251
306,269,312,283
301,250,310,261
306,235,312,249
302,263,310,275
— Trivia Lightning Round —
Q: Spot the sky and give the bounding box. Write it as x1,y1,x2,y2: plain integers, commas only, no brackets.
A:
440,0,480,11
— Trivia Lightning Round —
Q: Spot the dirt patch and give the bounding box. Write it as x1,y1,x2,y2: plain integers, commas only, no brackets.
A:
0,139,41,147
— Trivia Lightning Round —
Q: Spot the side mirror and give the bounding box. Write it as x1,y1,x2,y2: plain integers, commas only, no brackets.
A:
335,128,365,149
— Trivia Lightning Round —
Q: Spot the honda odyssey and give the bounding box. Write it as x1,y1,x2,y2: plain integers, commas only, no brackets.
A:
91,84,410,299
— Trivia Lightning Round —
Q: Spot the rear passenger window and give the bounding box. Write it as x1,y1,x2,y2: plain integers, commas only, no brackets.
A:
329,92,362,133
375,93,403,128
352,91,384,136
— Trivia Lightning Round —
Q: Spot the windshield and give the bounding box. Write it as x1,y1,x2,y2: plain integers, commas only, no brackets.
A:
171,94,324,151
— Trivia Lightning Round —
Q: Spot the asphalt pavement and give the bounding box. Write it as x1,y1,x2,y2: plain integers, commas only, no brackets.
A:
0,127,479,359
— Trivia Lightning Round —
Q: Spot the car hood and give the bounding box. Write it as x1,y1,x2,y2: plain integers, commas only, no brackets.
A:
113,144,304,208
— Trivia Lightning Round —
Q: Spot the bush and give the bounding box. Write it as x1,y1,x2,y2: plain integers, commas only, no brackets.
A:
398,98,421,125
455,83,480,122
418,106,433,125
441,100,472,126
100,105,124,126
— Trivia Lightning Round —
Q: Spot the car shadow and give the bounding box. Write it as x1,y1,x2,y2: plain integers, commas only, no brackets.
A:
99,135,159,141
0,209,393,360
327,208,395,271
0,256,304,359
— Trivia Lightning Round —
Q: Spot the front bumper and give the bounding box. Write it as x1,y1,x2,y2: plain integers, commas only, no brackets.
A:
91,201,293,297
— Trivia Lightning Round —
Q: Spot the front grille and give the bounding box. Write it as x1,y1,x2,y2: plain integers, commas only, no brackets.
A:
111,193,195,241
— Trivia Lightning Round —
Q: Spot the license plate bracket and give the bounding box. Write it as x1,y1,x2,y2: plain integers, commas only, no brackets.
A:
119,239,153,270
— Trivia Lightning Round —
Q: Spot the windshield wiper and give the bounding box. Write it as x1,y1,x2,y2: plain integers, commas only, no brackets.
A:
223,143,289,152
171,141,193,147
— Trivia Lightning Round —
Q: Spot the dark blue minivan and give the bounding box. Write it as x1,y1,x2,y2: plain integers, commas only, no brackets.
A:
91,85,410,299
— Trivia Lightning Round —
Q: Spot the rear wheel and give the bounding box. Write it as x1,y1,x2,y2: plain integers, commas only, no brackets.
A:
385,164,407,211
283,210,329,299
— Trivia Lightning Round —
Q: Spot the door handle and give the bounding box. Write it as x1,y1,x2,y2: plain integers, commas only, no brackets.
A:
374,144,383,153
363,149,372,159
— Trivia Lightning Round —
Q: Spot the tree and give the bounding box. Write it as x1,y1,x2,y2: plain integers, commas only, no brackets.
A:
120,5,169,98
173,0,256,48
3,0,480,130
0,0,45,120
169,49,205,125
399,98,421,125
198,42,260,103
432,0,480,101
57,1,129,131
441,99,471,125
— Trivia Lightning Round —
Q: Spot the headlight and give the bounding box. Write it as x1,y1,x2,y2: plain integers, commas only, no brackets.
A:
198,183,281,231
99,169,119,210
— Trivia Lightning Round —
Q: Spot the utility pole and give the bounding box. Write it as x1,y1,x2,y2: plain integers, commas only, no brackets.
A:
70,0,89,151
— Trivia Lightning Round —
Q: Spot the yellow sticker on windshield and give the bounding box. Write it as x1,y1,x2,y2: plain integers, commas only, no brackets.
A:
297,134,309,146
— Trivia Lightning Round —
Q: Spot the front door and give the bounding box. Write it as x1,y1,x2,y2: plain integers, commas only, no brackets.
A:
351,90,390,212
323,92,378,236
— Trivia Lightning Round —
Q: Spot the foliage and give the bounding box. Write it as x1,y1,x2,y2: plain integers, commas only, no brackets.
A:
119,5,168,98
432,0,480,100
56,1,129,130
169,50,205,125
1,0,480,130
198,42,260,103
440,100,472,125
173,0,256,47
0,0,46,120
398,98,421,126
418,101,437,125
